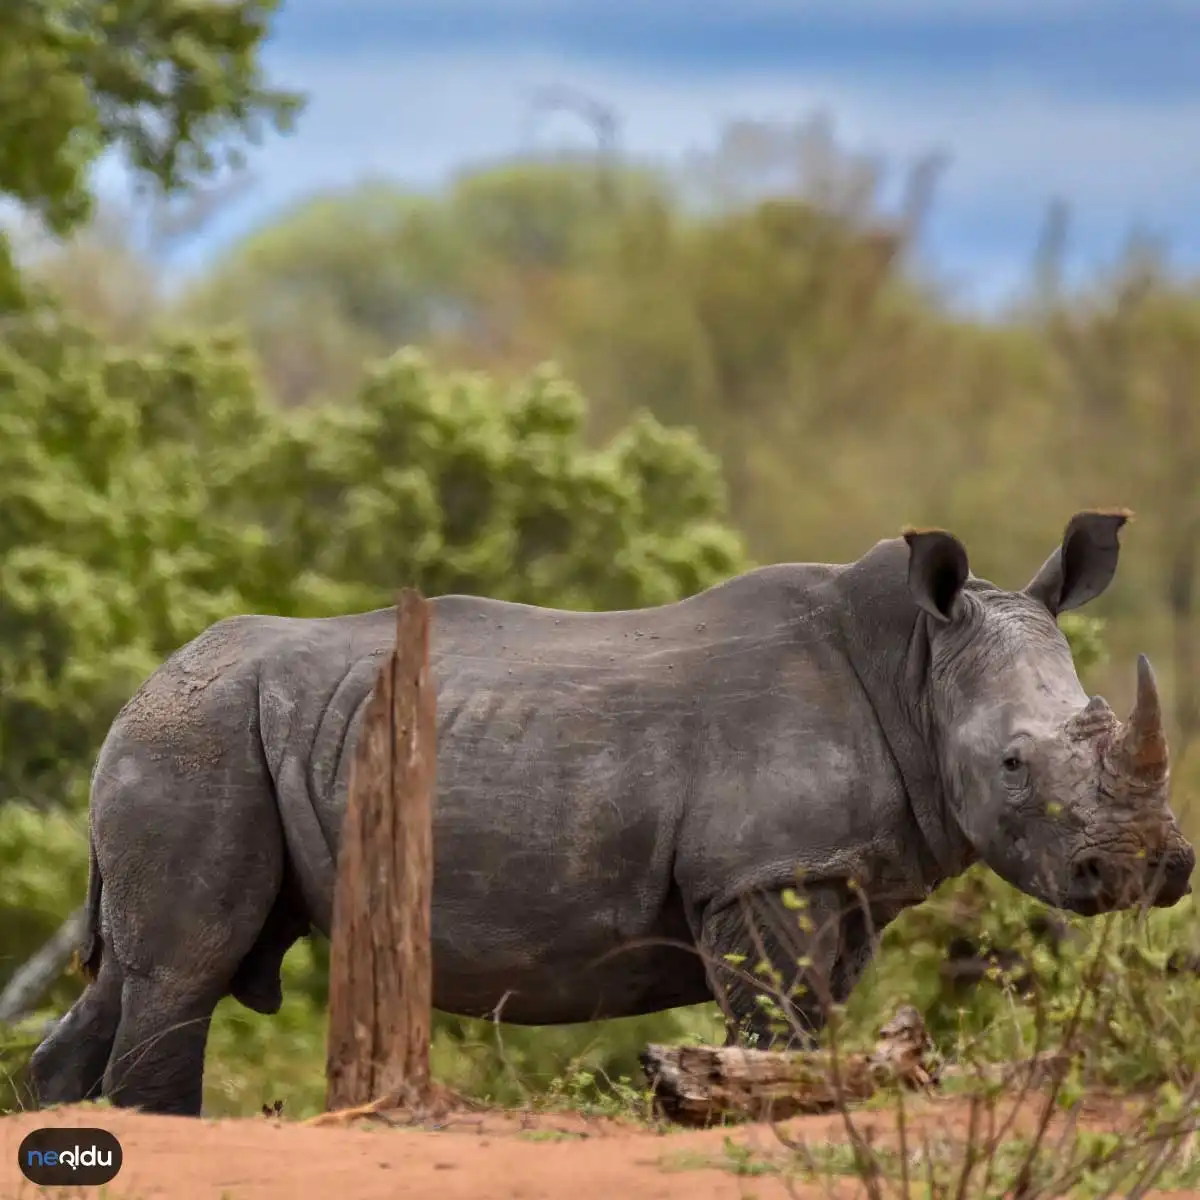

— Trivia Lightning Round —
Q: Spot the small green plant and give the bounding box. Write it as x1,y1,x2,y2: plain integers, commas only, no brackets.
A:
540,1063,654,1121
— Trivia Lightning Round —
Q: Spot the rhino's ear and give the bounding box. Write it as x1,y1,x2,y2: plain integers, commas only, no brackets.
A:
1024,509,1131,617
903,528,969,623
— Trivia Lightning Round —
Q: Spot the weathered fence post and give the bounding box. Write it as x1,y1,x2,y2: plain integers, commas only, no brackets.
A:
324,588,435,1114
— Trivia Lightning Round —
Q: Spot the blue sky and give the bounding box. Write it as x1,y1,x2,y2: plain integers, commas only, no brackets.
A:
123,0,1200,312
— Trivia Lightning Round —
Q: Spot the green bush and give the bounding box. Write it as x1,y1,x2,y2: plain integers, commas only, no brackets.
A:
842,868,1200,1084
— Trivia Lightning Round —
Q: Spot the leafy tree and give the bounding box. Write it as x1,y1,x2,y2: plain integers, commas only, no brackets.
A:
0,0,300,306
179,184,431,404
180,163,674,405
0,315,274,810
172,133,966,571
28,116,1194,769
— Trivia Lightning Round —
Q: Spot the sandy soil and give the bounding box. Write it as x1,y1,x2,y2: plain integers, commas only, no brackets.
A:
2,1096,1194,1200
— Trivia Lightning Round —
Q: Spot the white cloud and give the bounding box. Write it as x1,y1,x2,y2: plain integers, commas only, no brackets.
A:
102,46,1200,308
247,49,1200,215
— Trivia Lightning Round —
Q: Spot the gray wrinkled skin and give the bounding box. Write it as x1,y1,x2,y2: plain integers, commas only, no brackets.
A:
29,510,1195,1116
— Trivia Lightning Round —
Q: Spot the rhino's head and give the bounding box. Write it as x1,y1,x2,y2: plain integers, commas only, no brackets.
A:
904,509,1195,914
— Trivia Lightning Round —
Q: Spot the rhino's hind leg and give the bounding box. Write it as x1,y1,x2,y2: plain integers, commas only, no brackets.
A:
91,739,286,1114
100,870,282,1116
28,955,124,1107
102,969,223,1116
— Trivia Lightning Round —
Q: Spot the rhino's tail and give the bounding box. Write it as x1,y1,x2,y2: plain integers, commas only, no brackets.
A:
74,831,104,983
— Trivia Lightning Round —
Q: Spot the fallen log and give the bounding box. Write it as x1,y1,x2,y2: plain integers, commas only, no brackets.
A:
640,1005,937,1127
640,1006,1080,1128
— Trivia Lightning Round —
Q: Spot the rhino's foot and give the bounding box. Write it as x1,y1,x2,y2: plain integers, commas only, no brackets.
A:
29,955,123,1108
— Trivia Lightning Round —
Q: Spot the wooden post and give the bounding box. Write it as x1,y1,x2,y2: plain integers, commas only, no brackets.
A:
324,588,435,1114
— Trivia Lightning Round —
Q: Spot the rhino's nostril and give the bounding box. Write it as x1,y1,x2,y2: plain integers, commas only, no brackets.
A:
1066,855,1116,914
1072,856,1105,888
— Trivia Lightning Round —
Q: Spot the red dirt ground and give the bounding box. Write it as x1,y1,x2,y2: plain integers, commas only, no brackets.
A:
2,1096,1194,1199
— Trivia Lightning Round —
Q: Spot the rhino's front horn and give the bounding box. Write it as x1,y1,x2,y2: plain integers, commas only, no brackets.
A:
1119,654,1169,783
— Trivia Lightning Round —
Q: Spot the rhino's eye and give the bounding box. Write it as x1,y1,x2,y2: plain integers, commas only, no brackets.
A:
1001,753,1024,774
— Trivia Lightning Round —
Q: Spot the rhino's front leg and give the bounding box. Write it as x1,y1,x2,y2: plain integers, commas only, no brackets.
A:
701,886,847,1050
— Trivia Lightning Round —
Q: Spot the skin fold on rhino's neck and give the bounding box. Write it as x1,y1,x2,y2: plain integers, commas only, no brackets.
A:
833,540,979,895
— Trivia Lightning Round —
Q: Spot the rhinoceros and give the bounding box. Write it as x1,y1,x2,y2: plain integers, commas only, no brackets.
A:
29,509,1195,1116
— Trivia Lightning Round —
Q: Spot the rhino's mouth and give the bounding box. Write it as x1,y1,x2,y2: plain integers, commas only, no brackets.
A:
1063,851,1194,916
1147,848,1196,908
